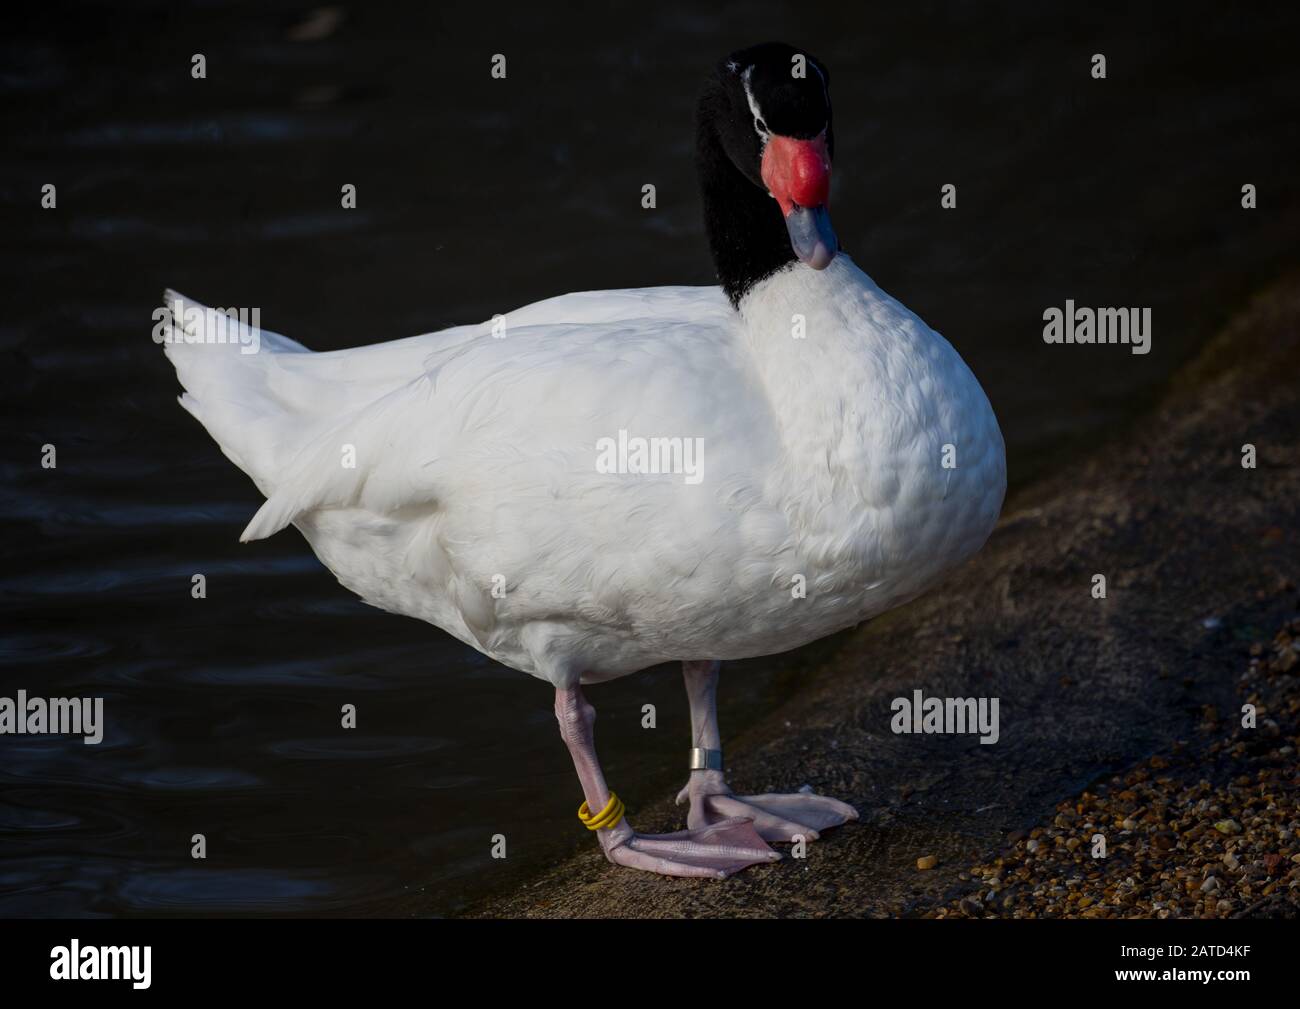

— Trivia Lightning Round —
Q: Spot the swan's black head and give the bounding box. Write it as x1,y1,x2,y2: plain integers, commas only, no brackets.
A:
696,42,837,306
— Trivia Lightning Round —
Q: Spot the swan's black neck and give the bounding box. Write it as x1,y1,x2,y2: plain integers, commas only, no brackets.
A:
695,117,797,308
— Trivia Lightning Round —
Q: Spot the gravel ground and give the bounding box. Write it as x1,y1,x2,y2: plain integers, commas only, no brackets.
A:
934,615,1300,918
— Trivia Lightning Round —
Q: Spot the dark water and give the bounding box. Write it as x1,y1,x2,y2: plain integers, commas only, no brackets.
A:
2,1,1297,916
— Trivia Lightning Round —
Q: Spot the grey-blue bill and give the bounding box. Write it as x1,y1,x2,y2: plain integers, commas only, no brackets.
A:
785,203,837,270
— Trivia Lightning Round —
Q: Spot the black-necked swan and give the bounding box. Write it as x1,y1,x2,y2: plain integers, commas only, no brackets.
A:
159,42,1006,879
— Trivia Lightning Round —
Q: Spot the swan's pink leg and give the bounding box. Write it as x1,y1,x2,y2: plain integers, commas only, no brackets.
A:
675,660,859,841
554,684,778,878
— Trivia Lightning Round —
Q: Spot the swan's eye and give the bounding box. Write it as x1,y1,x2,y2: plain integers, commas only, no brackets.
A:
754,116,769,137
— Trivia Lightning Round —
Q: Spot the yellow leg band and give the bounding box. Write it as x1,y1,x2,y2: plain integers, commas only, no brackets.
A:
578,791,625,831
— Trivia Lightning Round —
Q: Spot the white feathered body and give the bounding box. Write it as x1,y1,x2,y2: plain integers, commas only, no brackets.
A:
163,255,1005,686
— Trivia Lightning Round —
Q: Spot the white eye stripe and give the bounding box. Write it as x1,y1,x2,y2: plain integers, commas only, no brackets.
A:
741,63,829,143
740,66,770,144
